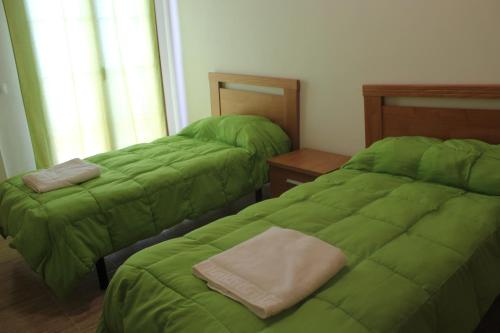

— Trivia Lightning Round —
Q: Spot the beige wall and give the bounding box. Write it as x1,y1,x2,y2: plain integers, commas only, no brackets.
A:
178,0,500,155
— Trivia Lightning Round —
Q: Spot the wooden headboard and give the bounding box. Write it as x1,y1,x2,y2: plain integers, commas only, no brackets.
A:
209,73,300,150
363,85,500,147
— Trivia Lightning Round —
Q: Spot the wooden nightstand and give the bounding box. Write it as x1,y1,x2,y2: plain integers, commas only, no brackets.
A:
267,148,351,197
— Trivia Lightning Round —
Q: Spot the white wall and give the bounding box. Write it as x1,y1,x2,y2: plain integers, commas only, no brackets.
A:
177,0,500,155
0,1,36,177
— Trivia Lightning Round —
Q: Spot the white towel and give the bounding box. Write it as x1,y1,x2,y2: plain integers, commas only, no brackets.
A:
22,158,100,193
193,227,346,319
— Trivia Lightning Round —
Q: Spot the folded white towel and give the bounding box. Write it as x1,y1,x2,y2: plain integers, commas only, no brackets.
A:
22,158,100,193
193,226,346,319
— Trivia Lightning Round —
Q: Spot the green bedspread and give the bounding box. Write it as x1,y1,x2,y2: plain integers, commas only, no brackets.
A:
0,115,290,298
99,137,500,333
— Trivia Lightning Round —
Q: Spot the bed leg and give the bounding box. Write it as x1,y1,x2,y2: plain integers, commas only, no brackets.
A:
255,188,263,202
96,257,109,290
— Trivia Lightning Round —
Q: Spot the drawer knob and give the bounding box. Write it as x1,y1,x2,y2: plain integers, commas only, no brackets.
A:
286,179,304,186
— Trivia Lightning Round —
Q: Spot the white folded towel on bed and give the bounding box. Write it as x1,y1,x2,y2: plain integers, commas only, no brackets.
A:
22,158,100,193
193,226,346,319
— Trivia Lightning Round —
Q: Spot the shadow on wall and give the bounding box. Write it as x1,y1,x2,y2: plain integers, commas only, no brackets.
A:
0,151,6,181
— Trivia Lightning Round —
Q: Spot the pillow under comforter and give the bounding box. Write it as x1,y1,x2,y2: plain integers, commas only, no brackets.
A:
343,136,500,196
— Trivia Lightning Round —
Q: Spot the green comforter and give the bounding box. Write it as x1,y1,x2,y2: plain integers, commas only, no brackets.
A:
99,137,500,333
0,115,290,298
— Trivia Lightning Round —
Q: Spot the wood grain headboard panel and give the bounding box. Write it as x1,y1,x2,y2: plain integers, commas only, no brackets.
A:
363,85,500,147
209,73,300,149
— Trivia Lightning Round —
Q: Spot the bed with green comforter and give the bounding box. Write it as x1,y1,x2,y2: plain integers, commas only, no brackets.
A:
99,137,500,333
0,115,290,298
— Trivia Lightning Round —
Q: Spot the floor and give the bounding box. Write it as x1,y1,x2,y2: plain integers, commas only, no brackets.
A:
0,193,257,333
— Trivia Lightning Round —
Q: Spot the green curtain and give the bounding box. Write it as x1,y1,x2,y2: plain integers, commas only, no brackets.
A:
3,0,167,168
86,0,167,151
149,0,168,135
2,0,54,168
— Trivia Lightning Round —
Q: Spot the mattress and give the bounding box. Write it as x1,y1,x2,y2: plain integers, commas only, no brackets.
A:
0,115,290,298
98,137,500,333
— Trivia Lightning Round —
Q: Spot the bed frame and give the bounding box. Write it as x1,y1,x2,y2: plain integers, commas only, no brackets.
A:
209,72,300,150
363,84,500,332
209,72,300,201
363,84,500,147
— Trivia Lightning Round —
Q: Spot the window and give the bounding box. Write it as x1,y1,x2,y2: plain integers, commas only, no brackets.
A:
26,0,167,163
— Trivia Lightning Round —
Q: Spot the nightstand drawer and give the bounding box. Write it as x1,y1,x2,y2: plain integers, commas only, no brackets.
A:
269,167,316,197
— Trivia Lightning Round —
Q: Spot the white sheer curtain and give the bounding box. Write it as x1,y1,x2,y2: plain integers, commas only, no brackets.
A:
26,0,166,163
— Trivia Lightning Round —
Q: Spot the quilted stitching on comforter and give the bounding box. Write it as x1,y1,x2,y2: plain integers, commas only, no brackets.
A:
98,138,500,333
